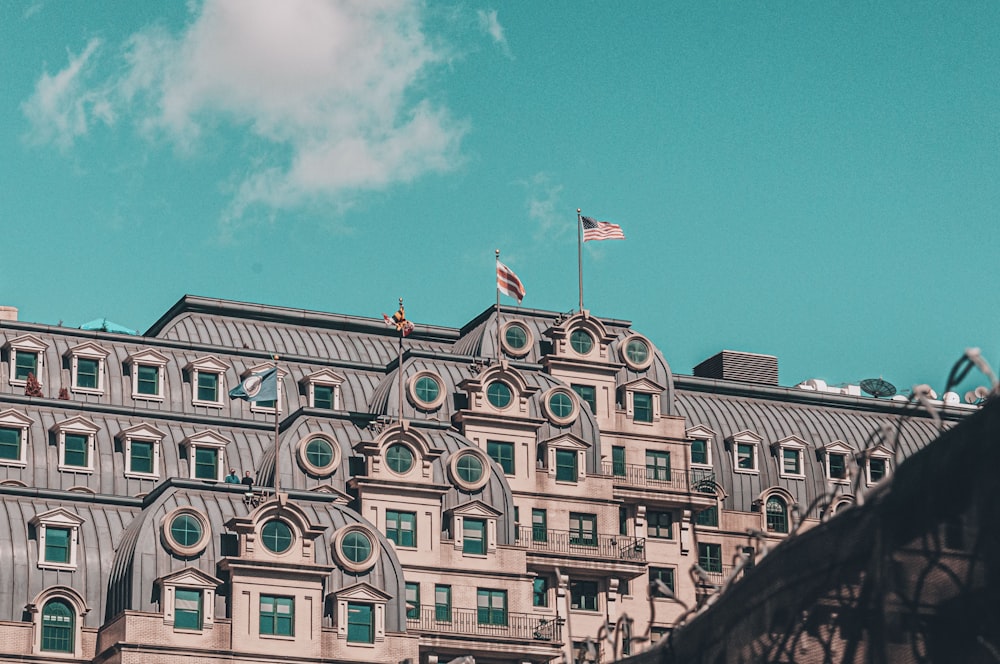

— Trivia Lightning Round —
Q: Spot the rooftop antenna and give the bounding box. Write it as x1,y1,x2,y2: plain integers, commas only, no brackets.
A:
860,377,897,399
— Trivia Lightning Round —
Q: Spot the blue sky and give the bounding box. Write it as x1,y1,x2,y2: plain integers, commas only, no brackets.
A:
1,1,998,396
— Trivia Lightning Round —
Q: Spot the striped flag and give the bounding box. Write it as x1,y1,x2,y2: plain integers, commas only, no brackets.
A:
496,261,526,303
581,216,626,242
383,306,414,337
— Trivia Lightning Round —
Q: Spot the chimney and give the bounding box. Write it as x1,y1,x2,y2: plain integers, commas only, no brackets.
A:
0,307,17,321
693,350,778,386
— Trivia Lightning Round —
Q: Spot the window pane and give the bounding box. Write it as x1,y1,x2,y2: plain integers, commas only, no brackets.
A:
645,450,670,481
533,576,548,607
0,427,21,460
698,543,722,573
504,324,528,350
569,513,597,546
463,518,485,554
386,510,416,547
570,580,598,611
386,444,414,473
342,531,373,563
414,376,440,404
306,437,334,469
194,447,218,479
571,384,597,414
570,330,593,354
63,434,89,467
41,599,74,652
691,439,708,464
696,504,719,527
405,582,420,619
736,443,755,470
261,520,293,553
434,585,451,621
476,589,506,625
14,352,37,381
130,440,154,474
782,448,801,474
612,446,625,476
487,441,514,474
312,384,334,409
260,595,294,636
548,392,574,418
76,358,99,389
170,514,203,547
531,509,547,542
347,603,374,643
137,365,159,395
456,454,483,483
650,567,675,596
633,393,653,422
196,372,218,402
829,453,847,479
648,511,673,539
766,497,788,533
45,527,71,563
174,589,202,630
486,382,512,408
555,449,577,482
869,458,887,482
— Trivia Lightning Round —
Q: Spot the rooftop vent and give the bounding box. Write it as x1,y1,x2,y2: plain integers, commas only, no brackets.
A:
693,350,778,386
0,307,17,321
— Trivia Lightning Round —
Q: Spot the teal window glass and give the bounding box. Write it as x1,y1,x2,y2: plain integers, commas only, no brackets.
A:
14,351,37,381
259,595,293,636
261,520,293,553
569,512,597,546
75,358,99,389
196,372,219,402
736,443,756,470
625,338,649,365
691,439,708,465
555,449,577,482
463,518,485,554
130,440,154,474
305,437,334,469
487,441,514,474
650,567,675,596
570,580,598,611
765,496,789,533
414,375,440,404
312,384,334,409
531,509,547,542
385,443,414,473
434,584,451,621
193,447,218,480
63,433,89,467
476,588,507,626
174,588,203,630
486,382,512,408
619,506,629,535
456,454,483,483
571,384,597,414
633,393,653,422
347,602,373,643
698,542,722,573
645,450,671,481
386,510,416,547
696,484,719,526
612,446,626,476
45,527,71,563
648,511,673,539
829,452,847,479
342,530,373,563
533,576,548,607
405,582,420,619
170,513,203,548
570,330,593,355
0,427,21,460
504,324,528,351
136,364,159,395
782,448,801,475
41,599,74,652
548,391,574,419
869,458,887,482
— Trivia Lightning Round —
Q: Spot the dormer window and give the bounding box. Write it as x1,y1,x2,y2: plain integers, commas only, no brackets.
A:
760,489,795,534
821,441,853,484
300,368,344,410
570,329,594,355
408,371,446,412
486,381,513,409
127,348,169,402
0,409,31,466
542,387,579,426
118,423,165,479
157,568,222,632
448,501,501,556
622,378,665,424
385,443,415,474
31,508,85,570
5,334,47,386
297,434,340,477
866,446,892,485
773,436,806,479
728,430,762,473
686,425,715,467
333,525,379,573
29,588,88,657
187,356,229,408
542,434,589,483
334,583,390,645
183,431,229,482
66,342,109,394
53,416,100,473
163,508,211,557
633,393,653,422
243,364,286,414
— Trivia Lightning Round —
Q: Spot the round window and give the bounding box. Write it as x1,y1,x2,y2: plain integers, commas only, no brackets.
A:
163,508,209,556
385,443,414,474
298,435,340,476
342,530,373,563
549,392,574,418
170,513,203,548
505,324,528,350
570,330,594,355
307,437,334,467
450,450,491,491
621,335,653,370
414,375,440,403
261,520,293,554
456,454,483,483
486,382,513,408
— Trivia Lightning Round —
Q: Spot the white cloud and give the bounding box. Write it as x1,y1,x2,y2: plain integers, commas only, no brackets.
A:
522,172,569,242
22,0,467,225
477,9,511,58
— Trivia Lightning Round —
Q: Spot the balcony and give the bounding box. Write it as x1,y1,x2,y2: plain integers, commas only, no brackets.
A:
600,463,718,505
516,526,646,574
406,606,563,643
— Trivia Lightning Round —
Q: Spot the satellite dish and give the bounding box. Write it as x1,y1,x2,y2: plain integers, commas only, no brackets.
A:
966,386,991,404
860,378,897,398
975,386,990,399
965,391,979,404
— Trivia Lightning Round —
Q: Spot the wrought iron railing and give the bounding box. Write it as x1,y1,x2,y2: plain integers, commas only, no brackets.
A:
406,606,563,642
516,526,646,562
599,462,716,492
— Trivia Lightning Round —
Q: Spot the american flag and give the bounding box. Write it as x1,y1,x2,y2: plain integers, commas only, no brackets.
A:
581,216,626,242
496,261,526,303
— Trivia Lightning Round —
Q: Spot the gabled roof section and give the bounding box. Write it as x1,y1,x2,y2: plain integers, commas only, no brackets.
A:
29,507,86,528
64,341,110,359
126,348,170,366
116,423,167,441
445,499,503,519
156,566,223,589
334,582,392,602
185,355,230,373
2,333,47,352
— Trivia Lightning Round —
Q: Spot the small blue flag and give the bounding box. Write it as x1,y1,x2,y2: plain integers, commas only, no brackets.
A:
229,367,278,402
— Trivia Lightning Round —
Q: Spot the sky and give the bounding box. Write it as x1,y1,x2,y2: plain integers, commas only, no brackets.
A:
1,1,998,397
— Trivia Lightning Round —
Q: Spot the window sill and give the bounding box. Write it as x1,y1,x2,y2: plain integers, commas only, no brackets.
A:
57,465,94,474
193,400,224,409
0,459,26,467
827,478,850,485
38,562,76,571
734,468,759,474
71,387,103,396
259,633,296,641
132,393,165,402
779,473,805,480
125,471,160,481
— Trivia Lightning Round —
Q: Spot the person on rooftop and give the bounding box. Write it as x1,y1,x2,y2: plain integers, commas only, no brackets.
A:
224,468,240,484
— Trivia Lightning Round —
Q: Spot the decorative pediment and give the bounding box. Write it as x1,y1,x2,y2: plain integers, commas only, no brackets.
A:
334,582,392,603
126,348,170,366
64,341,109,359
445,499,503,520
0,409,33,428
544,311,616,345
308,484,352,504
185,355,230,373
771,434,807,452
758,485,796,505
354,422,442,461
726,429,763,448
819,439,852,456
182,430,229,450
116,423,167,442
868,444,893,458
459,360,538,400
51,416,100,435
620,377,666,393
300,368,345,386
3,334,48,353
30,507,85,529
156,566,223,590
685,424,716,440
243,363,288,379
540,433,591,451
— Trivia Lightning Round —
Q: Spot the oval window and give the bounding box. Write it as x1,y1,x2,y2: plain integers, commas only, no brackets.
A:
505,324,528,350
342,530,373,564
570,330,594,355
385,443,415,474
163,508,210,556
306,437,334,468
170,513,203,548
548,391,574,418
486,382,513,408
261,520,293,554
456,454,484,483
625,338,649,365
414,375,441,404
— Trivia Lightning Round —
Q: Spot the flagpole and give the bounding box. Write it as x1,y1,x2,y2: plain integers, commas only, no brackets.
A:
273,354,281,494
397,297,405,428
495,249,502,362
577,208,584,311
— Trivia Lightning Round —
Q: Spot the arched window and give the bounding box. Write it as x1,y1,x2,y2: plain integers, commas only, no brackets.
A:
765,496,789,533
41,599,74,653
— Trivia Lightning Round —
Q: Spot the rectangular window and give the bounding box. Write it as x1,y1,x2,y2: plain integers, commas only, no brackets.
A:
533,576,548,607
619,506,629,536
645,450,670,481
869,458,887,482
194,447,218,480
650,567,675,596
648,511,673,539
434,584,451,622
137,365,160,396
463,518,485,555
531,509,547,542
736,443,756,470
405,582,420,619
619,577,630,595
347,602,373,643
691,439,708,465
259,595,294,636
782,448,801,475
572,384,596,414
487,441,514,474
696,504,719,527
0,427,21,460
477,589,507,626
612,446,625,476
569,512,597,547
63,434,89,467
76,358,99,389
386,510,416,547
312,384,334,409
633,393,653,422
698,543,722,573
14,351,37,381
555,449,577,482
196,372,219,402
45,527,71,563
130,440,154,475
174,588,203,630
570,580,599,611
829,453,847,479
